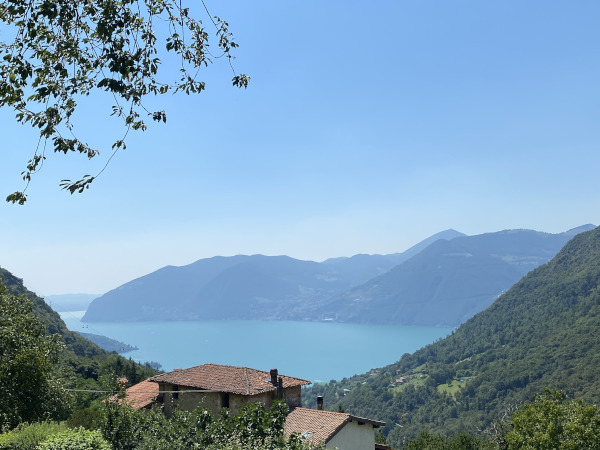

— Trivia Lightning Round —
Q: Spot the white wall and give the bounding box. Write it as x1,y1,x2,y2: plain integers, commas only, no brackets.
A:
327,420,376,450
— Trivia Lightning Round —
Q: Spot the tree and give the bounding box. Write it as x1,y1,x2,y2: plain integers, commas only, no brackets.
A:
0,0,249,204
505,390,600,450
0,284,70,430
101,395,324,449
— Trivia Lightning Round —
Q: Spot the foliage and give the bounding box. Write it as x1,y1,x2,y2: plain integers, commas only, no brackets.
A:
0,267,159,417
0,285,70,430
100,398,323,449
36,428,110,450
304,226,600,448
505,390,600,450
65,405,104,431
0,0,249,203
405,431,495,450
0,421,66,449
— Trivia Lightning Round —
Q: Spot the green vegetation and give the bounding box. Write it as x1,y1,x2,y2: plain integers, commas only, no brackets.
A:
0,0,248,203
0,285,69,430
0,421,67,449
304,226,600,448
100,399,323,449
405,431,494,450
37,429,110,450
0,268,158,429
505,390,600,449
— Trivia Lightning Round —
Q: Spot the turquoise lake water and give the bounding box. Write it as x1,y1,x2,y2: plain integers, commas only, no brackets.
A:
60,311,451,383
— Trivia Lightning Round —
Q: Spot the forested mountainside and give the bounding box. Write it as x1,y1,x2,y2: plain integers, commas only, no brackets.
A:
304,225,600,448
83,226,594,327
0,268,157,410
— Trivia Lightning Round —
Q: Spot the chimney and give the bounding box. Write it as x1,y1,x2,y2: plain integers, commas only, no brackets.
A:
270,368,278,386
118,377,128,390
317,395,323,411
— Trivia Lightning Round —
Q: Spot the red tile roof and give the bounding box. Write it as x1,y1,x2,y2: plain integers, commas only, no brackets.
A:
108,378,158,409
284,407,384,444
149,363,311,396
285,408,349,444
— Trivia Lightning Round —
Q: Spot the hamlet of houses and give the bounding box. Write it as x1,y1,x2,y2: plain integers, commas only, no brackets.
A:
119,363,388,450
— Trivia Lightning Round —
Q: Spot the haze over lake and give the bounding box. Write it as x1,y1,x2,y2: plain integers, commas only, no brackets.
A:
60,311,451,382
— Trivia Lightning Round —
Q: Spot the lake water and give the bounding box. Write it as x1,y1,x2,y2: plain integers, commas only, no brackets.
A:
60,311,451,383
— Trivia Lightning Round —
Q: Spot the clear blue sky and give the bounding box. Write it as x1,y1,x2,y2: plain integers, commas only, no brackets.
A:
1,0,599,295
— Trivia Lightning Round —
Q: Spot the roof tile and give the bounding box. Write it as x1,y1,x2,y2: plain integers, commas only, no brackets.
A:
109,378,158,409
284,408,350,444
150,363,310,396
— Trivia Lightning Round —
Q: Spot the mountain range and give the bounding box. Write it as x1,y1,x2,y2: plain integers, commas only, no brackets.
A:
82,225,595,327
303,224,600,448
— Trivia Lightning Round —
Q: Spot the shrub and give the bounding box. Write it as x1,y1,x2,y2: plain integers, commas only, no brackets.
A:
36,428,110,450
0,422,66,450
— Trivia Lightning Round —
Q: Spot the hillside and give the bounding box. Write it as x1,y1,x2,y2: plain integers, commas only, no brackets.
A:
0,267,105,359
304,225,600,448
0,267,158,410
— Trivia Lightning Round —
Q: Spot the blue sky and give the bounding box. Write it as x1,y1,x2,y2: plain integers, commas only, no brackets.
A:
1,1,599,295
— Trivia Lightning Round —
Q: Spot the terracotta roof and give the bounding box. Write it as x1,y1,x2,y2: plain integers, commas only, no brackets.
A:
108,378,158,409
149,363,311,396
284,407,384,444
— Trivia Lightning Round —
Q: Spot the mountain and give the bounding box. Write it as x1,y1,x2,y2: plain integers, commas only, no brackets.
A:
313,225,597,327
82,226,594,326
84,255,351,322
77,332,138,353
304,225,600,448
321,229,466,282
83,230,466,323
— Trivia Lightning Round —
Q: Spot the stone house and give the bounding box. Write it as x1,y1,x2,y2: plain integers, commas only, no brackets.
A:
120,364,386,449
142,363,311,416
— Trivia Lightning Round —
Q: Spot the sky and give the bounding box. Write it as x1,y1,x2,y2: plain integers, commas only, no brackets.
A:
1,1,599,296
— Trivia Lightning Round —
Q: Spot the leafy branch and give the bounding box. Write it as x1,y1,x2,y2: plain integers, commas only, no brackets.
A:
0,0,249,204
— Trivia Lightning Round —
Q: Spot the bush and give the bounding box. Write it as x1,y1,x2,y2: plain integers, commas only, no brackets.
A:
66,407,103,430
0,422,66,450
36,428,110,450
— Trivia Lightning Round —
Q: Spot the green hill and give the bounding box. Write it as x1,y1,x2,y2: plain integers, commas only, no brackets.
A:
304,225,600,448
0,267,158,413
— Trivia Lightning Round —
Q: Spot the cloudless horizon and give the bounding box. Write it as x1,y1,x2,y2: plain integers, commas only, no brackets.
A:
1,1,599,296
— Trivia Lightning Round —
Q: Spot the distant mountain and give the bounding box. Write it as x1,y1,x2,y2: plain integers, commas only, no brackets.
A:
82,226,594,326
83,230,466,323
321,229,466,282
312,225,596,327
44,293,99,312
304,225,600,447
77,332,138,353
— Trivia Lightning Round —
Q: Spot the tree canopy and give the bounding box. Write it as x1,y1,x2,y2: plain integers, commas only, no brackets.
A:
0,0,248,204
0,284,70,430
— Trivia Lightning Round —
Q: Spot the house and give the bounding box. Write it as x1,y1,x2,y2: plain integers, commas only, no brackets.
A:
118,378,158,409
120,364,386,449
146,363,311,416
284,406,385,449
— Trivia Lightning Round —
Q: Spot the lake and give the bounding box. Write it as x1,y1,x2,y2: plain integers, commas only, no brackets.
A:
60,311,451,383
